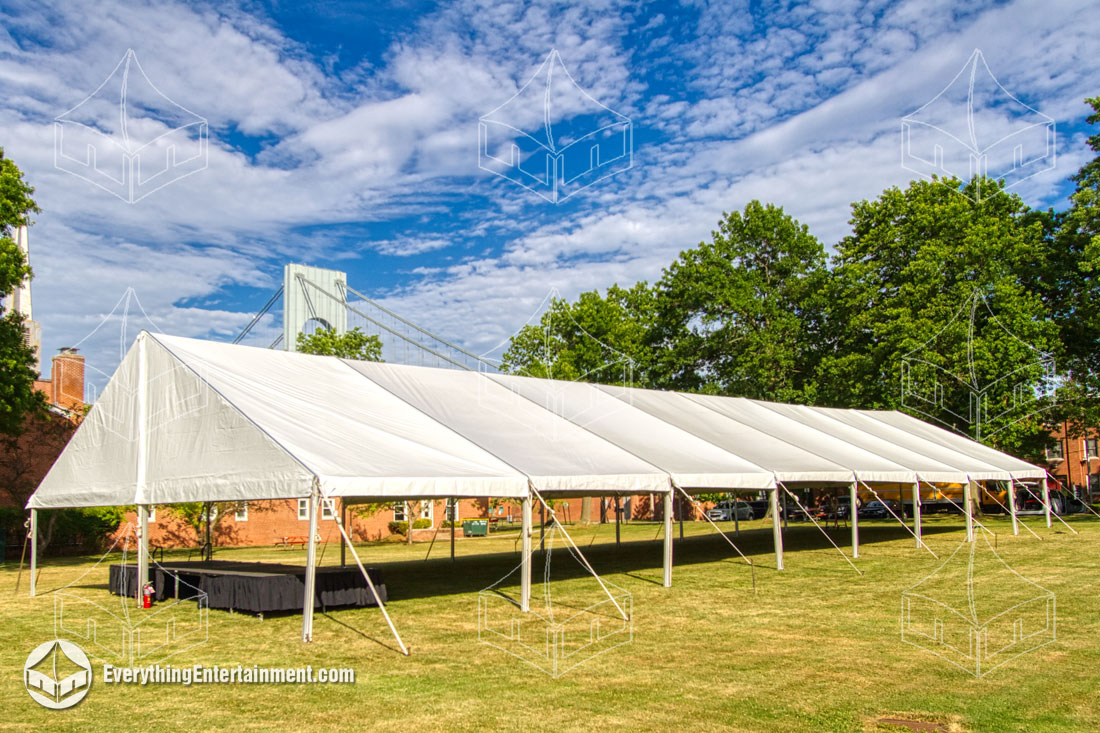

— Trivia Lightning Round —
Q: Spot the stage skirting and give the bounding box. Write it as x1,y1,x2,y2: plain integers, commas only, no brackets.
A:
109,561,386,614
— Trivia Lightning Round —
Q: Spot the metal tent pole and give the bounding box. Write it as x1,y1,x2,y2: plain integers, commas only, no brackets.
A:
341,503,347,567
771,487,784,570
1008,480,1019,536
450,499,455,562
521,496,532,612
1042,480,1053,528
615,496,621,547
912,483,922,549
28,509,37,597
849,481,859,559
964,480,975,542
662,491,673,588
137,505,150,605
301,489,321,642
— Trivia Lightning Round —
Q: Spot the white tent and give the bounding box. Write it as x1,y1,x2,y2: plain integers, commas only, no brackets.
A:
26,332,1049,645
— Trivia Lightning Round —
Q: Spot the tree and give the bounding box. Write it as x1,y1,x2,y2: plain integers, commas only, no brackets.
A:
296,326,382,361
161,501,246,556
501,283,655,384
1046,96,1100,435
818,176,1058,458
648,200,827,402
0,148,44,435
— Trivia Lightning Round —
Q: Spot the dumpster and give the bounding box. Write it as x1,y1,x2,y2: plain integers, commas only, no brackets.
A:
462,519,489,537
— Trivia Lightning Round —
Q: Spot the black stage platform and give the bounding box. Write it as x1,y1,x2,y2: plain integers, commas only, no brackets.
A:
109,561,386,615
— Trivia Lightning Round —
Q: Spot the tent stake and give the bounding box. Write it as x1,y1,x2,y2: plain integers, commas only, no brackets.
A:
663,490,673,587
301,489,320,642
849,481,859,559
770,486,783,570
521,496,532,612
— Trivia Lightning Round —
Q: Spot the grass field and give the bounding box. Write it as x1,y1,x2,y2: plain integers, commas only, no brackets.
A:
2,513,1098,732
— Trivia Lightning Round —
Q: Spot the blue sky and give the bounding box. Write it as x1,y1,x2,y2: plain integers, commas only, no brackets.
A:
0,0,1097,395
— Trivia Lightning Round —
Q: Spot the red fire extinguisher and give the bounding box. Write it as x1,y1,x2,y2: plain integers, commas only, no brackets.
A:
142,582,155,609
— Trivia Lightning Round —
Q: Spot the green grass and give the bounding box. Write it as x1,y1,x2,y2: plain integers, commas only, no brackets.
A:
2,513,1098,732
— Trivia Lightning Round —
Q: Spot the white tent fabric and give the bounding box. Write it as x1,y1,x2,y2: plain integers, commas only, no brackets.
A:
805,407,1010,482
750,400,974,484
341,361,671,496
28,332,1045,510
684,394,919,484
488,373,776,490
859,410,1046,481
602,387,857,483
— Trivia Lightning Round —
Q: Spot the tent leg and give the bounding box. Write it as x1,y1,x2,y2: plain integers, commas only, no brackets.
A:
450,499,455,562
521,496,532,612
1008,480,1019,536
662,491,673,588
771,488,784,570
964,481,975,542
615,497,621,547
301,490,320,643
1042,481,1053,528
29,509,37,598
912,483,922,549
850,482,859,559
138,505,150,606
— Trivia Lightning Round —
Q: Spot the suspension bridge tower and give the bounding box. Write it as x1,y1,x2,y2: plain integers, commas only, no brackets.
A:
282,263,348,352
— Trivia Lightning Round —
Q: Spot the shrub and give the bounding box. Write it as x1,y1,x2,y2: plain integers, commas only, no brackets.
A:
387,518,433,536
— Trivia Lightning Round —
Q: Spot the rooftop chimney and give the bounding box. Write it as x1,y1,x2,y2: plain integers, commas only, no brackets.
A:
51,348,85,412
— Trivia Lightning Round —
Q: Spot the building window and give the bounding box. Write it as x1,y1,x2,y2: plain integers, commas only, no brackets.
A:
1087,438,1099,459
235,503,248,522
321,500,335,520
420,500,433,523
146,507,155,523
393,501,431,523
446,499,459,522
298,499,309,520
1046,443,1064,461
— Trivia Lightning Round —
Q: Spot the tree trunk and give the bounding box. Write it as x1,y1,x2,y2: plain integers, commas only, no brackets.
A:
579,497,593,525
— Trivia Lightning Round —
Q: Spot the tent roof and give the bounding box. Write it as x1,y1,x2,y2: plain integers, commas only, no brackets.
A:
28,332,1044,510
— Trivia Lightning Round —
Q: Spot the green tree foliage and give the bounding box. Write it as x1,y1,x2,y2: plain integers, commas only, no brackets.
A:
295,326,382,361
649,200,827,402
1047,96,1100,434
501,283,654,384
819,176,1057,455
0,148,43,435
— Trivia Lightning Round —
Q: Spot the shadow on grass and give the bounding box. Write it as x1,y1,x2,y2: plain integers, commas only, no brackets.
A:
318,610,405,655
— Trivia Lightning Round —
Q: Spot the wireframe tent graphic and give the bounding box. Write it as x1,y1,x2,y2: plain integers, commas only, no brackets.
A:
901,534,1055,678
901,49,1055,201
54,49,208,203
900,289,1056,441
478,526,633,678
50,526,210,667
24,639,92,710
479,49,633,203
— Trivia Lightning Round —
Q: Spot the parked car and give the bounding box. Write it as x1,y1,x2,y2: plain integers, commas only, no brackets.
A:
747,500,770,519
706,500,754,522
858,500,902,519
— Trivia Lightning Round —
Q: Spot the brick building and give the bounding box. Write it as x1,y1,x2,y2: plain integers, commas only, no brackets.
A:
1046,422,1099,501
